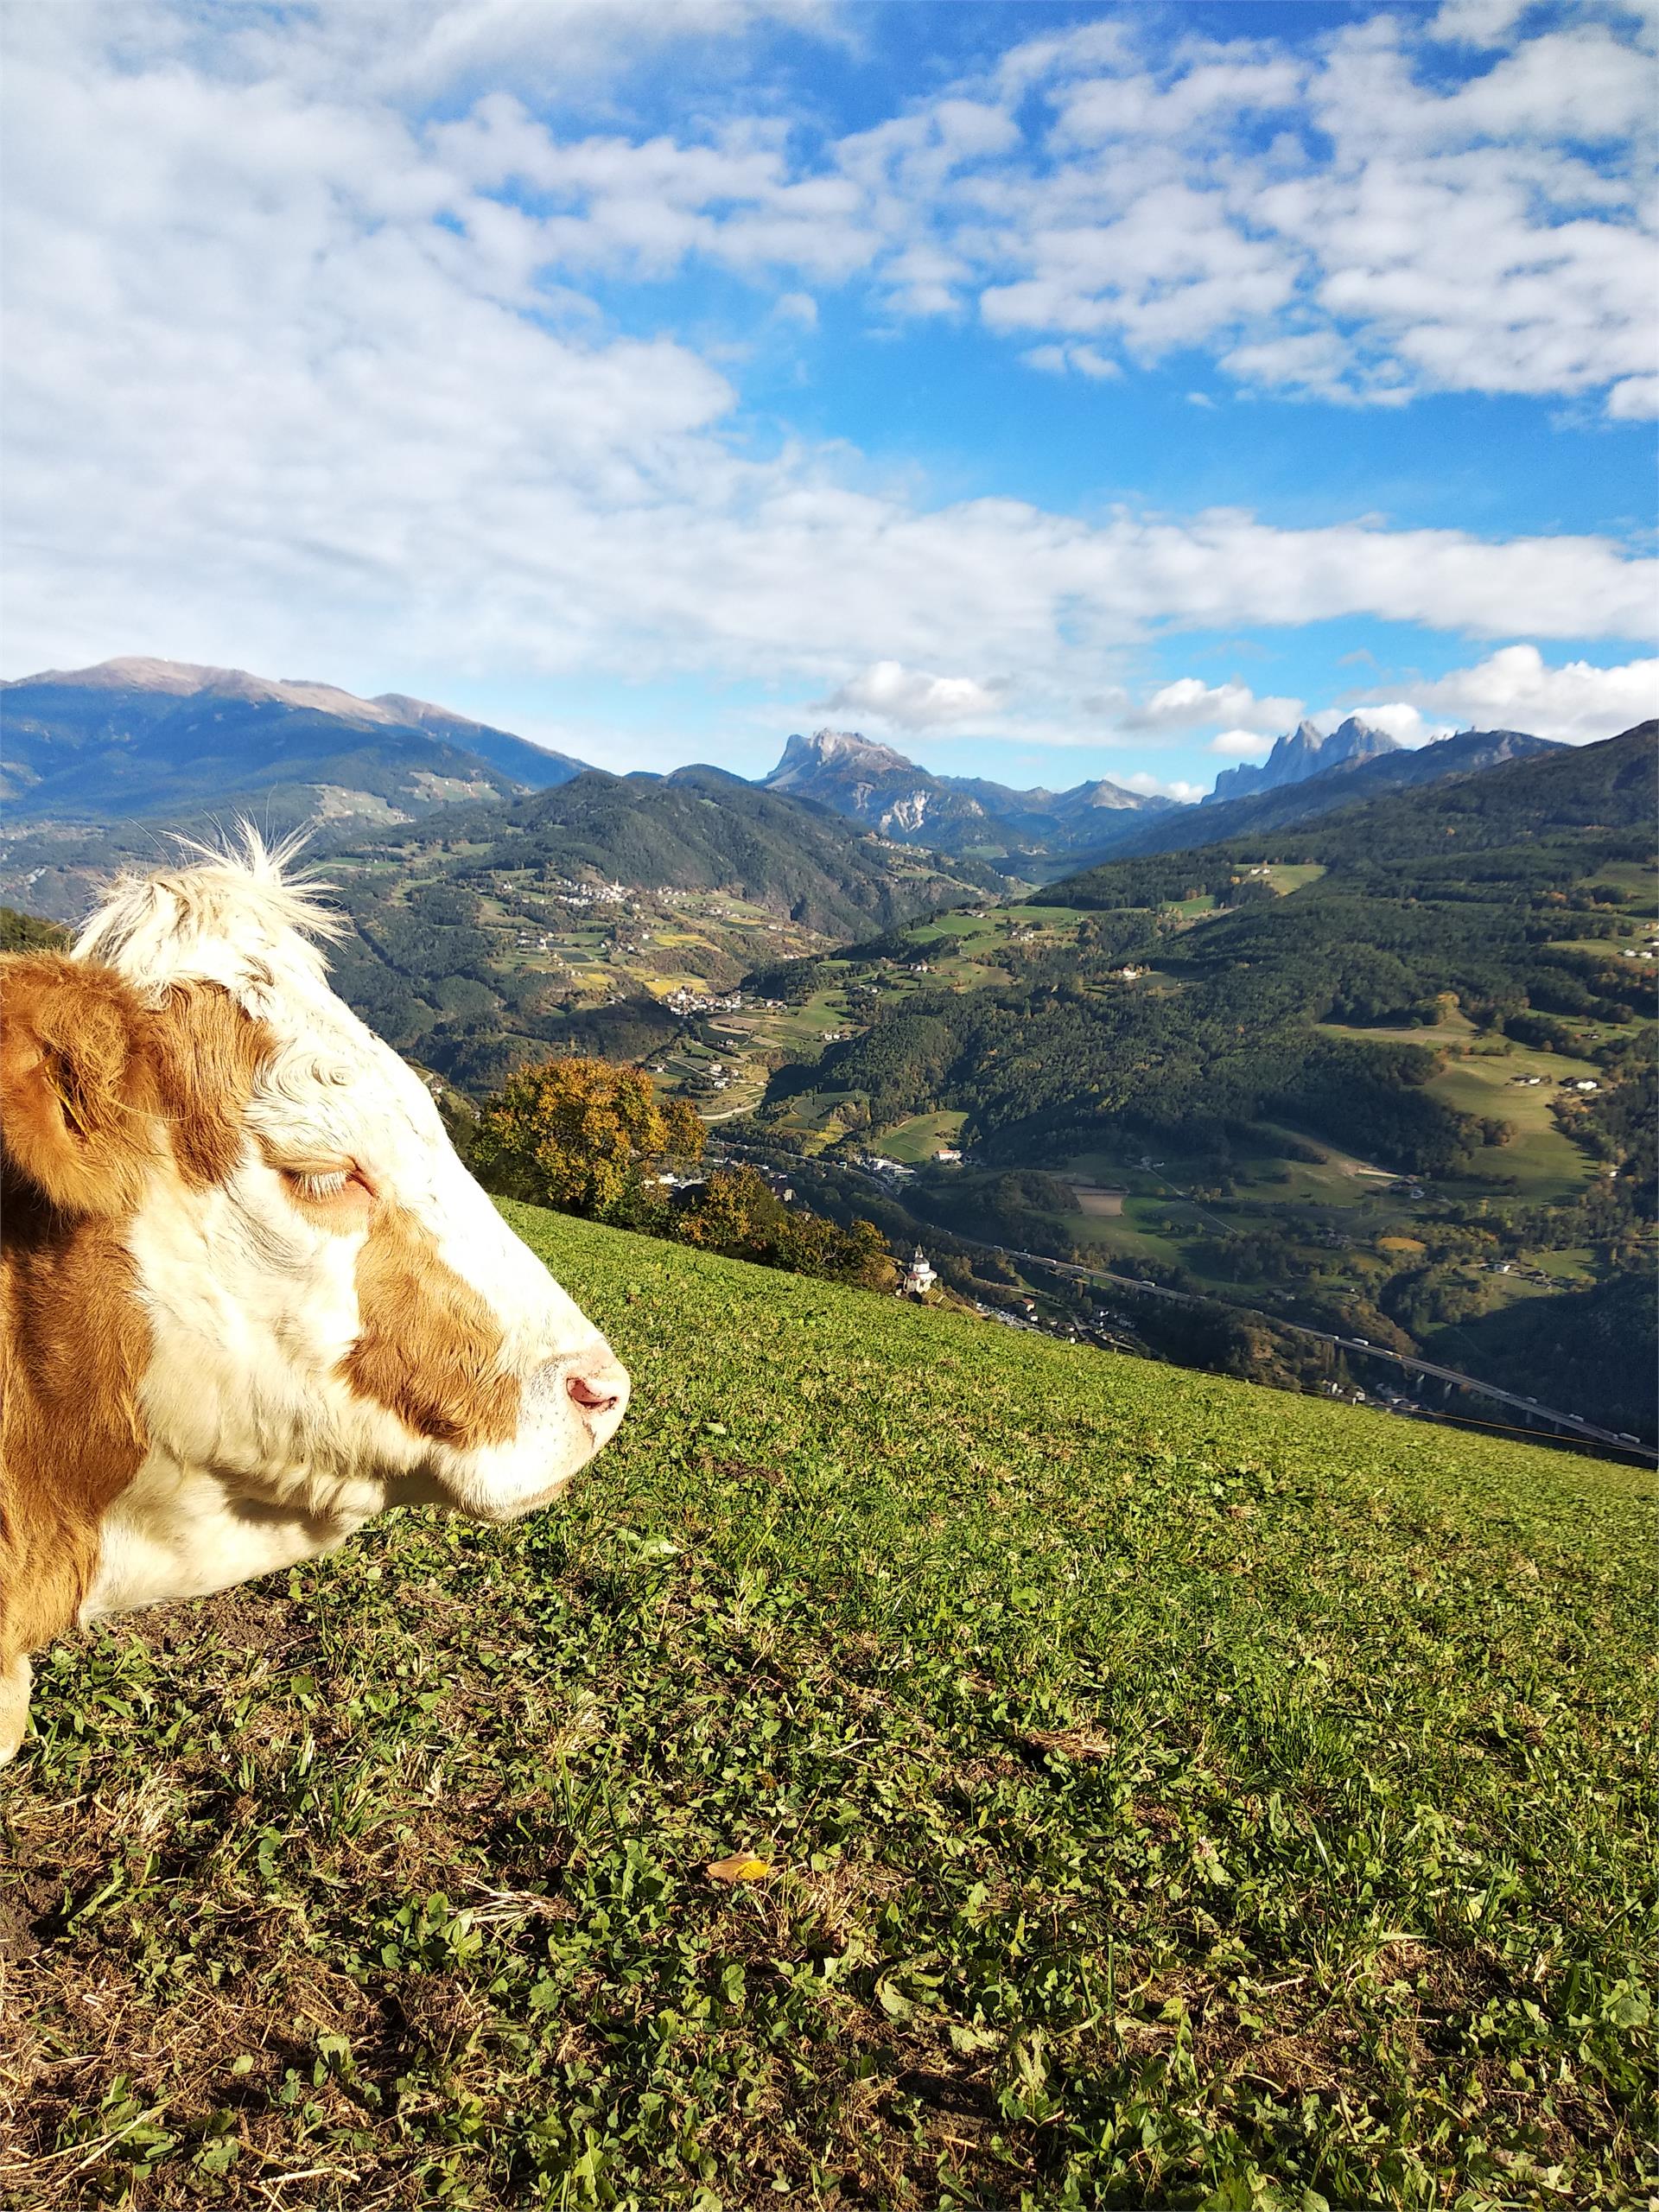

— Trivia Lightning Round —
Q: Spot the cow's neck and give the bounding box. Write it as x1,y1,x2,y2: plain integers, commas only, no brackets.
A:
80,1449,397,1619
1,1187,151,1657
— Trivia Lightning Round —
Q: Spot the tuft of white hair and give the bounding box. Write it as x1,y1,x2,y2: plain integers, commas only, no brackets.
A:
75,823,348,998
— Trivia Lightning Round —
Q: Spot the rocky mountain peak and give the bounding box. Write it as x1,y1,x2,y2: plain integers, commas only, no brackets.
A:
1206,713,1401,805
768,728,916,785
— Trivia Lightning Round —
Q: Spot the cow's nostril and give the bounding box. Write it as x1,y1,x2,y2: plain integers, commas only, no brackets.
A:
567,1368,626,1415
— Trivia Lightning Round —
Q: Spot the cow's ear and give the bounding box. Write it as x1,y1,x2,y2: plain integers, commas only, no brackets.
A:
0,954,158,1216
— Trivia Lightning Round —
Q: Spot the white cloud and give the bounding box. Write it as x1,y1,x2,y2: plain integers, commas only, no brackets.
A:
35,1,1643,422
2,3,1655,754
1608,372,1659,419
1119,772,1205,803
1370,645,1658,744
1339,702,1449,747
1020,340,1122,378
1021,344,1071,376
169,0,844,104
938,12,1656,413
430,101,876,283
1210,729,1275,760
1430,0,1532,49
815,662,1005,729
1069,346,1122,380
1123,677,1304,733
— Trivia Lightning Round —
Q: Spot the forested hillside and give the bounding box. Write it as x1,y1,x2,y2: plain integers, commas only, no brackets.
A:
318,766,1001,1090
345,766,1001,932
736,726,1657,1434
1067,715,1651,880
777,725,1656,1170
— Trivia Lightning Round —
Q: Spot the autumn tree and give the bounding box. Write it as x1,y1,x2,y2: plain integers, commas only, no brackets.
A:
473,1056,704,1222
674,1166,896,1289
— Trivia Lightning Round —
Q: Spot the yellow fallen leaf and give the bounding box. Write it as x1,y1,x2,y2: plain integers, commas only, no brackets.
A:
706,1851,772,1883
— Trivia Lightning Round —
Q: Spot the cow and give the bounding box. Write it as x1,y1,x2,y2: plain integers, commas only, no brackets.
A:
0,835,630,1765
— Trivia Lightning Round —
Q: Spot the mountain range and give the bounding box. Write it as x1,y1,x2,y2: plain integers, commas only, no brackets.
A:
0,656,585,828
753,720,1568,873
1205,715,1401,804
1085,724,1560,863
0,653,1593,924
760,727,1175,864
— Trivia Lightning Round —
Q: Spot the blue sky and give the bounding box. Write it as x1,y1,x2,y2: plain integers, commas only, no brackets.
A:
3,0,1653,798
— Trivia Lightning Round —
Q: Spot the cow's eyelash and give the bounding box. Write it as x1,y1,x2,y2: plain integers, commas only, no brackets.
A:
283,1166,355,1201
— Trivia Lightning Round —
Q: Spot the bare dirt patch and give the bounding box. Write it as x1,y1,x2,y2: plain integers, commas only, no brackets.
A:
1068,1184,1125,1217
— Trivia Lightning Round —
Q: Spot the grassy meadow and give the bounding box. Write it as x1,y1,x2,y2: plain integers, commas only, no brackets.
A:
2,1205,1654,2210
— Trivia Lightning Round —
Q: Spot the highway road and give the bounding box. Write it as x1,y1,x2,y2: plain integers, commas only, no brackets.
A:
714,1139,1656,1465
1001,1245,1657,1464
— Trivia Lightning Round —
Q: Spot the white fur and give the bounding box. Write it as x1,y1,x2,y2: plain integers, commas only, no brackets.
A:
73,831,627,1619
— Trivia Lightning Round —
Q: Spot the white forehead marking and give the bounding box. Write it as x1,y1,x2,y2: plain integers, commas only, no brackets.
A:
73,825,345,1006
69,829,596,1340
73,826,454,1189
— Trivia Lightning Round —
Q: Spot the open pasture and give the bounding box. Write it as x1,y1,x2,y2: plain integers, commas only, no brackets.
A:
1318,1024,1599,1203
867,1111,969,1165
3,1207,1653,2210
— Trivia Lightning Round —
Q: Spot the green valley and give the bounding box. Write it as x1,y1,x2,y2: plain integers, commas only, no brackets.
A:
289,724,1656,1443
315,767,1001,1092
3,706,1652,1444
722,728,1657,1440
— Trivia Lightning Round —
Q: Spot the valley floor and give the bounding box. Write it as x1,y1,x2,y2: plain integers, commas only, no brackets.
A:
3,1207,1654,2209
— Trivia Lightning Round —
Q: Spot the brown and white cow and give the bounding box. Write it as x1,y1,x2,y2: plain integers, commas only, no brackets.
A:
0,836,629,1764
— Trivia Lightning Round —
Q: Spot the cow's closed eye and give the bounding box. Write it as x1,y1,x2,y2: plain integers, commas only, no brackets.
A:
276,1160,377,1220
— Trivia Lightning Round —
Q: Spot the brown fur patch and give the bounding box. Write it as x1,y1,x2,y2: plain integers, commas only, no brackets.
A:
0,1193,151,1672
0,964,272,1694
1,954,158,1688
0,954,160,1217
340,1204,520,1451
147,982,275,1186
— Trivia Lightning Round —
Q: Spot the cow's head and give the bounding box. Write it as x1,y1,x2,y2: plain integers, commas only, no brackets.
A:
0,836,628,1630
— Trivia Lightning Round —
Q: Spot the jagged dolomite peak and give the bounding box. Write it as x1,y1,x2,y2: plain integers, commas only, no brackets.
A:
1206,715,1401,805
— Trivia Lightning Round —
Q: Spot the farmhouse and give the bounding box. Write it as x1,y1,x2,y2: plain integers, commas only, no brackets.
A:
0,839,631,1765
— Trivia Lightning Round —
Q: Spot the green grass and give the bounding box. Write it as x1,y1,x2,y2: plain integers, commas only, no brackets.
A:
1061,1141,1384,1232
1166,895,1219,919
1258,865,1327,896
1319,1025,1599,1203
868,1112,969,1164
1582,862,1659,911
4,1206,1655,2209
1426,1052,1599,1202
1529,1247,1596,1284
1319,1012,1480,1053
